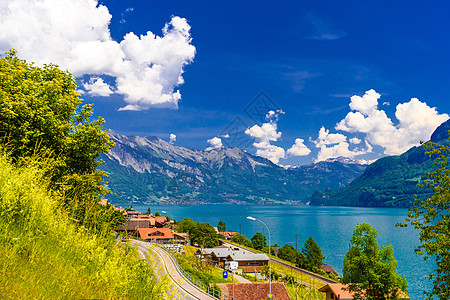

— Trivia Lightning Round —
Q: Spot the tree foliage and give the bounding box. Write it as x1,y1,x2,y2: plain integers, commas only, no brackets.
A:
217,220,226,232
343,222,408,300
302,236,324,272
401,139,450,299
231,232,253,248
251,232,266,250
177,218,197,234
145,207,152,215
278,243,297,263
191,222,219,248
176,218,219,248
0,50,116,232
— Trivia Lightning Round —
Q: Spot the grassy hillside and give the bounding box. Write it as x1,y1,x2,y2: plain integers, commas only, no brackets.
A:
310,144,435,207
0,151,169,299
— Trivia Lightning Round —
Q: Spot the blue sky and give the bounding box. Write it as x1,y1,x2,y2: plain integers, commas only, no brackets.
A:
2,0,450,165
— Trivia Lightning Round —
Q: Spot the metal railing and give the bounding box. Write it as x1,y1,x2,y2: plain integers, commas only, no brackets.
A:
159,245,223,299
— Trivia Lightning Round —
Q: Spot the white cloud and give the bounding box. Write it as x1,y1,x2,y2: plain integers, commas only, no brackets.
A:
312,127,372,162
82,77,114,96
0,0,196,111
349,137,361,144
205,137,223,151
287,138,311,157
245,115,286,164
169,134,176,144
253,141,286,164
336,89,449,155
245,122,282,143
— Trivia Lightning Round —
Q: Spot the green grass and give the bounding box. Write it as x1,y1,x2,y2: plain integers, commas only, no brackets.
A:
0,151,170,299
285,283,326,300
224,240,329,288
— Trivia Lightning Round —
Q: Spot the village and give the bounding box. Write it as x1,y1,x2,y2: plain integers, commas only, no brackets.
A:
110,204,410,300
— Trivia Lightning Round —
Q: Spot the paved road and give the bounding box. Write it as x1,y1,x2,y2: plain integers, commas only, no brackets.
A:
221,240,337,285
133,240,217,300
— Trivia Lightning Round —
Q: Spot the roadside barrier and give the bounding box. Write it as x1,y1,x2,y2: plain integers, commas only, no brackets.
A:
159,245,222,299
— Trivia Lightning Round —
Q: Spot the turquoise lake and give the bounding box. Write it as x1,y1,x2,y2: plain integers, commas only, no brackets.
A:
128,204,433,300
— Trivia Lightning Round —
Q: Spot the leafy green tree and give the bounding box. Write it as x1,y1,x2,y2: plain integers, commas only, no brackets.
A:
155,211,161,217
231,232,253,248
302,236,324,272
217,220,226,232
145,207,152,215
296,252,308,269
400,139,450,299
278,243,297,263
190,222,219,248
343,222,408,300
263,245,276,256
176,217,197,234
251,232,266,250
0,50,115,232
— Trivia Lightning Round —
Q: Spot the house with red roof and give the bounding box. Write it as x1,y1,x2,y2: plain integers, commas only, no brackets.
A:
138,228,173,243
216,282,290,300
319,283,409,300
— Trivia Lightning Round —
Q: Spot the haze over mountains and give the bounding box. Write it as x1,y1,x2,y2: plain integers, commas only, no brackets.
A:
101,130,366,205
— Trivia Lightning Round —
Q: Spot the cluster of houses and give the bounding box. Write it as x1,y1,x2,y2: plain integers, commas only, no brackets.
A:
115,210,189,246
107,204,409,300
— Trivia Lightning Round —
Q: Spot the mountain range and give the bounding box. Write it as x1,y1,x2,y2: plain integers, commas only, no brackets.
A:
100,130,367,205
310,119,450,208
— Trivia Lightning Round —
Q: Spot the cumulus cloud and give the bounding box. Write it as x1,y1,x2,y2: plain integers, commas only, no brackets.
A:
287,138,311,157
169,134,176,144
82,77,114,96
245,110,286,164
0,0,196,111
205,137,223,151
336,89,449,155
312,127,372,162
349,137,361,144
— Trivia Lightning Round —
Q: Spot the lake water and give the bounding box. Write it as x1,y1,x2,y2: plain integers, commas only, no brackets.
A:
127,203,433,300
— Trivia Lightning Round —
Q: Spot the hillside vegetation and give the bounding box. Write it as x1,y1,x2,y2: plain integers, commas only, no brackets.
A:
0,50,170,299
0,151,169,299
311,119,450,207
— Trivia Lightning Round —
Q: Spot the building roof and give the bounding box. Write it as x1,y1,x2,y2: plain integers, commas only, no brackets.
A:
318,283,409,300
139,214,153,219
197,248,269,262
218,231,236,239
227,252,269,262
117,219,150,231
319,284,354,300
320,264,338,276
197,247,235,258
124,210,142,217
138,228,173,240
216,282,290,300
174,232,189,240
155,216,167,224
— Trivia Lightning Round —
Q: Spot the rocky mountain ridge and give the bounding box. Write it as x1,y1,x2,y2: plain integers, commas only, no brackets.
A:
101,130,367,205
